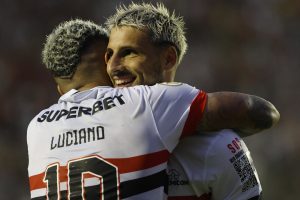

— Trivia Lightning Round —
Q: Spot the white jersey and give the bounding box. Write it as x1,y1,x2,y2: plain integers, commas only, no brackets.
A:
27,83,207,200
168,129,262,200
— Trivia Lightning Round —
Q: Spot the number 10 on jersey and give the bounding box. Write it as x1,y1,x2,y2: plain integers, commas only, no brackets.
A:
43,155,120,199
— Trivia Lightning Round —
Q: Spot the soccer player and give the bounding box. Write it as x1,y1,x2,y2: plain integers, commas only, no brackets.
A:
27,19,278,199
104,2,279,199
29,19,203,200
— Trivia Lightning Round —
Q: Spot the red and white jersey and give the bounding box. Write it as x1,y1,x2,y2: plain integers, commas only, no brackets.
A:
27,83,207,200
168,129,262,200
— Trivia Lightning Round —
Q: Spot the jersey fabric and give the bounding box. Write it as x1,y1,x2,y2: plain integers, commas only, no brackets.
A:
27,83,207,200
167,129,262,200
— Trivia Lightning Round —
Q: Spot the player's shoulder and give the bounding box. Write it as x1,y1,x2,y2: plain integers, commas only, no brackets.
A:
203,130,246,163
153,82,200,96
120,82,195,99
28,103,61,126
130,82,186,90
26,105,58,143
209,129,242,149
156,82,195,90
159,82,184,86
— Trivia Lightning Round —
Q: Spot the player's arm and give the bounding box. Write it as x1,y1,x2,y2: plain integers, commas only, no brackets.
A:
198,92,280,137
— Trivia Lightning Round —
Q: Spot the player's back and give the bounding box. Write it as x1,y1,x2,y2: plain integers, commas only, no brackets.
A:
168,129,262,200
27,83,206,200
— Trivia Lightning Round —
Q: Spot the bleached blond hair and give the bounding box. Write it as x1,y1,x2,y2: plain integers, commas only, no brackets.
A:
105,2,187,64
42,19,108,78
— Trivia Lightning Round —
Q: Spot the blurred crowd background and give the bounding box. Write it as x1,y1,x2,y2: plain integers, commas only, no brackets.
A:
0,0,299,199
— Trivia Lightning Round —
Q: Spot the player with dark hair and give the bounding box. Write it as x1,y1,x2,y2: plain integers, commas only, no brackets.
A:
105,2,279,199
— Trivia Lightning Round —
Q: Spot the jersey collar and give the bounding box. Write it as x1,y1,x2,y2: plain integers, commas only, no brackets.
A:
58,86,113,103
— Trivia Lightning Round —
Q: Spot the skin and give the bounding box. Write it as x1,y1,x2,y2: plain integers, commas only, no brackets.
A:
106,26,177,87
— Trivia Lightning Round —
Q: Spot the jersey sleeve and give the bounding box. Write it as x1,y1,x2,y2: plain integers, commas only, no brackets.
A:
200,130,262,200
147,83,207,152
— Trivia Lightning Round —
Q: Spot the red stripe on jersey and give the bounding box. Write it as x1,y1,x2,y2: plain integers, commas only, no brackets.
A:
29,150,170,191
106,150,169,173
181,91,207,138
168,194,211,200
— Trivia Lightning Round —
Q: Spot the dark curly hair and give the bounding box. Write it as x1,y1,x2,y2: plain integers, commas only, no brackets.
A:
42,19,108,78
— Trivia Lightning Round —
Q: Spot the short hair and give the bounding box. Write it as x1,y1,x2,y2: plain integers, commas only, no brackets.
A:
105,2,187,64
42,19,108,78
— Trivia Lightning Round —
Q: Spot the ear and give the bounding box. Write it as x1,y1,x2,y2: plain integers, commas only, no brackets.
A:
57,85,64,96
161,46,178,70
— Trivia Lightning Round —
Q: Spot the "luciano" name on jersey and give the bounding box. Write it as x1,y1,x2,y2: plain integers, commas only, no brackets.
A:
51,126,104,150
37,95,125,123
